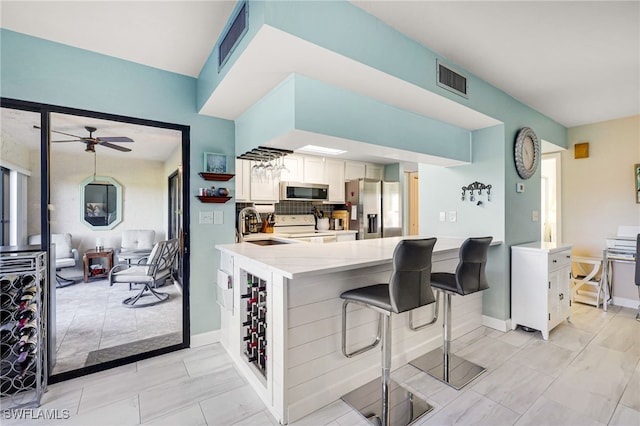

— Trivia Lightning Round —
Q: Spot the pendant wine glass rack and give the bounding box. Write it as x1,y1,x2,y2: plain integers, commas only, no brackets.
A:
237,146,294,184
236,146,293,162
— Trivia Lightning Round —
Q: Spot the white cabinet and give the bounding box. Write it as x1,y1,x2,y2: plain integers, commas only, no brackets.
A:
235,159,251,202
345,161,366,180
511,242,572,340
236,159,279,202
324,159,345,203
250,160,279,202
365,163,384,180
303,156,325,184
280,155,304,182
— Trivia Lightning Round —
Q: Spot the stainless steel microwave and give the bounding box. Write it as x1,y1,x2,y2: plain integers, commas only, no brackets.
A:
280,182,329,201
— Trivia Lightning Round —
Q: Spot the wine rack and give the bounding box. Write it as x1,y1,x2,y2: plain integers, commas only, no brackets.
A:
240,272,267,378
0,251,47,409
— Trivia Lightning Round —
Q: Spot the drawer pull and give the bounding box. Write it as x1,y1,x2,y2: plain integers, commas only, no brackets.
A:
559,293,564,300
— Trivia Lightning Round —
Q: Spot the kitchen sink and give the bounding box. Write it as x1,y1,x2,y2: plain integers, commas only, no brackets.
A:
246,239,292,246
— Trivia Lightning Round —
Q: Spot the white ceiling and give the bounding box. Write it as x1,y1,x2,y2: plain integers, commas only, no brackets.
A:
1,1,639,164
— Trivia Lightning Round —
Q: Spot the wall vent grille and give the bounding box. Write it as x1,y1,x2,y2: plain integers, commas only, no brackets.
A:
218,2,248,69
437,61,468,98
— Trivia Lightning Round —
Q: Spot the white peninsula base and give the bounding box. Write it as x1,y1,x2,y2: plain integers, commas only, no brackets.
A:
216,237,493,424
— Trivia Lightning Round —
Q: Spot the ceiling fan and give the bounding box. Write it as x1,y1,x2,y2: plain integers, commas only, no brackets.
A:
34,125,133,152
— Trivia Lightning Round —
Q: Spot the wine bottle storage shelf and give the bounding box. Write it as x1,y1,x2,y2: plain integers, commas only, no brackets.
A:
0,251,47,409
240,271,267,378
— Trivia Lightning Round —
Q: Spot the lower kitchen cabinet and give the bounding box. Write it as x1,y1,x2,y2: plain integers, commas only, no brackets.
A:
511,242,572,340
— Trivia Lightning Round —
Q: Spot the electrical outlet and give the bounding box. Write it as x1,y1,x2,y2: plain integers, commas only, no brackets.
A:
448,211,457,222
439,211,446,222
532,210,539,222
199,211,214,224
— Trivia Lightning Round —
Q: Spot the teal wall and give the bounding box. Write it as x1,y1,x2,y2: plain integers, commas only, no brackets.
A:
1,29,235,334
235,75,296,155
197,0,266,112
236,74,472,162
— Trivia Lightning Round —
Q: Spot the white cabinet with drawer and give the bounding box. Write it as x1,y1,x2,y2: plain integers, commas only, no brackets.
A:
511,242,572,340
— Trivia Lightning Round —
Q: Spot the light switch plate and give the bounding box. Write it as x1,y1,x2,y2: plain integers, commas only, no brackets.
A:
439,211,446,222
199,211,214,224
447,211,457,222
213,211,223,225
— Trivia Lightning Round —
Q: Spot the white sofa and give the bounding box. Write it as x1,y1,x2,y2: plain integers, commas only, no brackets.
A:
116,229,156,264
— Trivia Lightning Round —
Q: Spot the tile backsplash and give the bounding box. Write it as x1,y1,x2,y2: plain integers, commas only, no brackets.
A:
236,201,346,218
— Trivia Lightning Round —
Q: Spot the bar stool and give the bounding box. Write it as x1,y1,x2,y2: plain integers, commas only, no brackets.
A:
409,236,492,390
340,238,437,426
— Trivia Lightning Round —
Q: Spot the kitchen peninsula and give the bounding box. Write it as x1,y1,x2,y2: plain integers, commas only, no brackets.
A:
215,236,500,424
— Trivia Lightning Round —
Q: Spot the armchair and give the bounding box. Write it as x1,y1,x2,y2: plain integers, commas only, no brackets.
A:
109,239,179,307
116,229,155,264
28,233,79,287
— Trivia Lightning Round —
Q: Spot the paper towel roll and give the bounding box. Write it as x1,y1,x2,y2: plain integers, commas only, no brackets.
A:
254,203,276,214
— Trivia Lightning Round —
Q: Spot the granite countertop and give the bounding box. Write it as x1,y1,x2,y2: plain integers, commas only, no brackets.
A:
216,236,475,279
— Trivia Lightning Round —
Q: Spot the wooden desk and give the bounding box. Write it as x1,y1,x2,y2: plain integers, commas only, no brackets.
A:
83,248,114,282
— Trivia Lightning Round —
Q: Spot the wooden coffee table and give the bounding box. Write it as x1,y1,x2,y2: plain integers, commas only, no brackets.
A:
83,248,114,282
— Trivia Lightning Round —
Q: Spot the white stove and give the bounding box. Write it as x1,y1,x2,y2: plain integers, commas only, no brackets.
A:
273,214,337,242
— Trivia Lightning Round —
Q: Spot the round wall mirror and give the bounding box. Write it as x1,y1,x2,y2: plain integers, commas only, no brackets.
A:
79,175,122,229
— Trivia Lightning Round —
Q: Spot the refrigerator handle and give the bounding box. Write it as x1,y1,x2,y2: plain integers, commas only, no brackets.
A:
367,214,378,234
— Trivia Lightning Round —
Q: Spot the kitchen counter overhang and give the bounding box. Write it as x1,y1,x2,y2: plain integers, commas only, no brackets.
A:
216,235,484,279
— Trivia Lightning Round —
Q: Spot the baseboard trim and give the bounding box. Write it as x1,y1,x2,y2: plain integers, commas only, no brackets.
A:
612,296,640,310
482,315,511,332
190,330,221,348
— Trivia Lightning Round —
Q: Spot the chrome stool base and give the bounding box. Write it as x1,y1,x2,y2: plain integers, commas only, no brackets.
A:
409,348,485,390
341,378,433,426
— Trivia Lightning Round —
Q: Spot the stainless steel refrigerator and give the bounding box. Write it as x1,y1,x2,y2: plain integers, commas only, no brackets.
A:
345,179,403,239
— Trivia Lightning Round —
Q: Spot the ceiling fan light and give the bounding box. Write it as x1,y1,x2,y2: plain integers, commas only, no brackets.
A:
85,144,95,153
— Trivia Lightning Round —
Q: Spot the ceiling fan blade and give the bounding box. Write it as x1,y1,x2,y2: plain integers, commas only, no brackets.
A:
100,141,132,152
97,136,134,143
34,125,87,140
51,139,85,143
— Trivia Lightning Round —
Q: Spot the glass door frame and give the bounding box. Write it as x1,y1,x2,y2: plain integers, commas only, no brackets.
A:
1,97,191,383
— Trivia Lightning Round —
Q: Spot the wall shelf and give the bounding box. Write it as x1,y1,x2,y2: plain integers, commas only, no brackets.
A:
199,172,234,181
196,196,232,203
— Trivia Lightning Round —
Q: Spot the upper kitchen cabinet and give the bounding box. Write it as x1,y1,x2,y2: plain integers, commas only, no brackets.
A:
235,159,251,201
303,156,326,184
365,163,384,180
280,155,304,182
324,159,345,203
236,158,279,202
344,161,366,180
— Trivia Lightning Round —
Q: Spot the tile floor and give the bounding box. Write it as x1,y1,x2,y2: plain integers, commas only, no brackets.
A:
52,277,183,374
4,303,639,425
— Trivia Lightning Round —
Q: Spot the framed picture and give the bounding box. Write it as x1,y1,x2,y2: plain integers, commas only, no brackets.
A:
203,152,227,173
635,164,640,204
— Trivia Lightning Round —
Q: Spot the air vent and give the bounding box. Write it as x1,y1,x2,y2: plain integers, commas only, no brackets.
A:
437,60,468,98
218,2,248,69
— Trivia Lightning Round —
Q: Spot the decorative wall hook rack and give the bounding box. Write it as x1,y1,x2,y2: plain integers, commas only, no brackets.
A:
461,181,492,204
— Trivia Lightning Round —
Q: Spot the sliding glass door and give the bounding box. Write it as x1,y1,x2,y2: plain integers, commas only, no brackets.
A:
1,99,190,381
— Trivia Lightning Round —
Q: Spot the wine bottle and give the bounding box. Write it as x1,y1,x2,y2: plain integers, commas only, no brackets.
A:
0,276,18,292
15,306,37,328
16,337,37,363
17,351,36,378
18,275,36,290
16,319,38,337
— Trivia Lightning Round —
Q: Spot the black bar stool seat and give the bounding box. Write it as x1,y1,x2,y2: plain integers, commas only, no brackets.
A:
340,238,437,426
410,236,493,390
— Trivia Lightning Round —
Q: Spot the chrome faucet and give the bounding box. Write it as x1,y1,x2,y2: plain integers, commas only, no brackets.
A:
237,206,261,243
